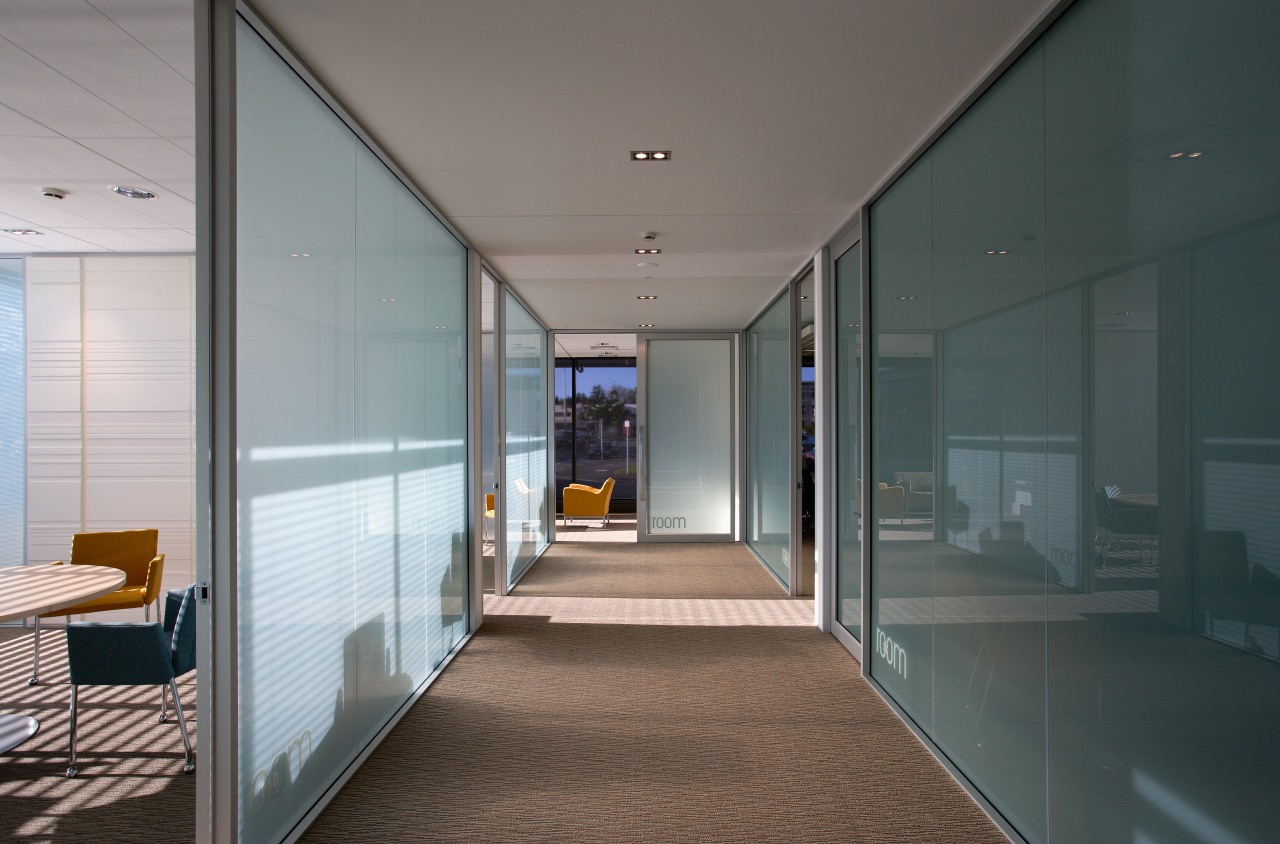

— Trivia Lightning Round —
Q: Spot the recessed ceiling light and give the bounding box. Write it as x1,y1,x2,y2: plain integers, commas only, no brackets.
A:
1169,151,1185,159
652,152,667,160
639,323,654,327
3,228,42,235
110,184,157,200
290,252,311,257
1114,311,1133,316
381,297,397,302
630,150,671,161
631,152,649,160
1188,151,1204,158
800,295,808,300
637,295,657,300
998,250,1008,255
634,248,661,254
434,325,447,329
896,295,917,301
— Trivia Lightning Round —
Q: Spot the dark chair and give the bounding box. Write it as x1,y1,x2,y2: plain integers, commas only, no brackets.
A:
64,584,197,778
1094,490,1157,565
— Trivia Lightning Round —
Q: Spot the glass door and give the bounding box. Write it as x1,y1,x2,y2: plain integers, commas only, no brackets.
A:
637,333,736,542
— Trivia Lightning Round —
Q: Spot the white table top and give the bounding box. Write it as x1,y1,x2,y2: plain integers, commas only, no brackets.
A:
0,564,127,623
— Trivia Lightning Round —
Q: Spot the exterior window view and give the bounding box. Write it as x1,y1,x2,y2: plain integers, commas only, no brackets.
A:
0,1,1275,843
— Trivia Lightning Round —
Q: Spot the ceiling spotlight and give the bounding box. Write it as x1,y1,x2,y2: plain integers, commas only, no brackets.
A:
637,295,658,300
290,252,311,257
631,152,649,160
634,248,661,254
111,184,157,200
434,325,447,329
381,297,397,302
800,295,808,300
998,250,1008,255
1168,152,1185,159
1188,151,1204,158
639,323,655,327
630,150,671,161
896,295,917,301
3,228,42,235
652,152,667,160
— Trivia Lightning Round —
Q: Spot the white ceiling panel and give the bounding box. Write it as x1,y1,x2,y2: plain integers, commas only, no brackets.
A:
0,102,57,137
74,137,195,199
0,227,104,252
514,275,789,331
116,226,194,250
0,0,194,137
90,0,197,83
0,184,106,229
59,226,180,251
0,35,155,138
0,231,51,252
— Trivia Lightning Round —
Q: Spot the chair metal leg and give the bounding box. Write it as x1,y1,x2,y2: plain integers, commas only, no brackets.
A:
159,683,169,723
144,603,150,622
66,685,79,778
28,614,41,685
169,679,195,773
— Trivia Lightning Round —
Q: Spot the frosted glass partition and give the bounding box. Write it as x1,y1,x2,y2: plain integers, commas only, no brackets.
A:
503,291,549,585
0,259,21,569
865,1,1280,842
834,242,861,640
236,18,468,842
641,336,734,539
746,293,791,584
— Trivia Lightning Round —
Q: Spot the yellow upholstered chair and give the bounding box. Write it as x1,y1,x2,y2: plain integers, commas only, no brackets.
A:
483,493,496,543
30,529,165,685
563,478,616,526
878,483,906,525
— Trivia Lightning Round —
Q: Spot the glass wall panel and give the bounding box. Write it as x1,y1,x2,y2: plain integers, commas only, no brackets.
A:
746,292,791,584
644,337,733,537
503,292,549,584
0,259,22,569
555,359,638,505
834,243,861,639
867,1,1280,842
236,18,467,842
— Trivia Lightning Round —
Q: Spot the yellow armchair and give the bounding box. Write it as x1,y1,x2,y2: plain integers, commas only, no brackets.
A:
30,529,166,685
563,478,616,526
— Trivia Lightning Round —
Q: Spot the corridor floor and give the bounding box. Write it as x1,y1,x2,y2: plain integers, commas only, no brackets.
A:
300,541,1006,844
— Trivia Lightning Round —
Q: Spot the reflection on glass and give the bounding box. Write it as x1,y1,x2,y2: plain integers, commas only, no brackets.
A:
867,1,1280,842
746,292,791,585
504,292,549,583
237,19,467,841
834,243,861,639
645,338,733,536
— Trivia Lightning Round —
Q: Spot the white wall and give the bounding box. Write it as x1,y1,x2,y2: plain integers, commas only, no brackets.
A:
26,255,195,618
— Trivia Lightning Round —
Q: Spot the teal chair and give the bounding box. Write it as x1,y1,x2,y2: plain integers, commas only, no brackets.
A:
64,584,197,778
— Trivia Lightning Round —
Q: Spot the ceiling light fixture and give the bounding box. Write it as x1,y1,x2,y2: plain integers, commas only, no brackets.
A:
897,295,918,301
637,295,657,300
3,228,42,235
1188,151,1204,158
630,150,671,161
634,248,661,254
111,185,157,200
290,252,311,257
639,323,654,328
1114,311,1133,316
1168,152,1185,159
800,295,808,300
435,325,447,329
381,297,397,302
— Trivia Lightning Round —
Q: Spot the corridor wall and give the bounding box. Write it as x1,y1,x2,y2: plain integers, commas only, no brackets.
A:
864,0,1280,841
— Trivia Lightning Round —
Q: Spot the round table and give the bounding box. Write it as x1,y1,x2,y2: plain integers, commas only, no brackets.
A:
0,565,127,754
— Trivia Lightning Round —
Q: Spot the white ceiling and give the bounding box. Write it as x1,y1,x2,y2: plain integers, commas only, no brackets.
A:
0,0,1060,330
0,0,195,254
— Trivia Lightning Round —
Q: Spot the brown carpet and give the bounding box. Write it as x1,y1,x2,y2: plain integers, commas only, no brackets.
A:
300,541,1006,844
0,628,198,843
